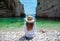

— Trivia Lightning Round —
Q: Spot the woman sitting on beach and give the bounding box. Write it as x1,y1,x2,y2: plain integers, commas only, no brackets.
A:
24,16,35,40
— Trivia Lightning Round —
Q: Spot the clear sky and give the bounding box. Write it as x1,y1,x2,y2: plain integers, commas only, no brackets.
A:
20,0,37,15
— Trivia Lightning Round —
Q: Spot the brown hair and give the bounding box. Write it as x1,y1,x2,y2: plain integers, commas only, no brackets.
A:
26,22,34,31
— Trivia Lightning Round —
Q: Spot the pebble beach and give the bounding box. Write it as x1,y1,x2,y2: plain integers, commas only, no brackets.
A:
0,30,60,41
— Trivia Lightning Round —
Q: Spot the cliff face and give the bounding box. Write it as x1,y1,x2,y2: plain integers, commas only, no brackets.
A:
36,0,60,18
0,0,25,17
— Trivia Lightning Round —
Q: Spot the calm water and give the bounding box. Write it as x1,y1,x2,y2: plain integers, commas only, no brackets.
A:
0,17,60,31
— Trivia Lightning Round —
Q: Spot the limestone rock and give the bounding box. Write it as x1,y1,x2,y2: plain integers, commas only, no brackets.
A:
0,0,25,17
36,0,60,18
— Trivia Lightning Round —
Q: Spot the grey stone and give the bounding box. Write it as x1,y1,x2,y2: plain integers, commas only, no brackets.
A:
0,30,60,41
0,0,25,17
36,0,60,17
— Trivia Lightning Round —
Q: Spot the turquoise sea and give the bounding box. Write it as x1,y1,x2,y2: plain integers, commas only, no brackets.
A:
0,17,60,31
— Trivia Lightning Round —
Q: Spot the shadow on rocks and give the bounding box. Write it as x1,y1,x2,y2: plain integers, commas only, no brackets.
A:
18,36,26,41
18,35,33,41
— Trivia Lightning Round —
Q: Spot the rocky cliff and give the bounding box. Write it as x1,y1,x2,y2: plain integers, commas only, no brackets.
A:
36,0,60,18
0,0,25,17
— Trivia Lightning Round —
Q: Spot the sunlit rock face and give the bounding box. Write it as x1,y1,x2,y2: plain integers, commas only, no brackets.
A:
36,0,60,18
0,0,25,17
